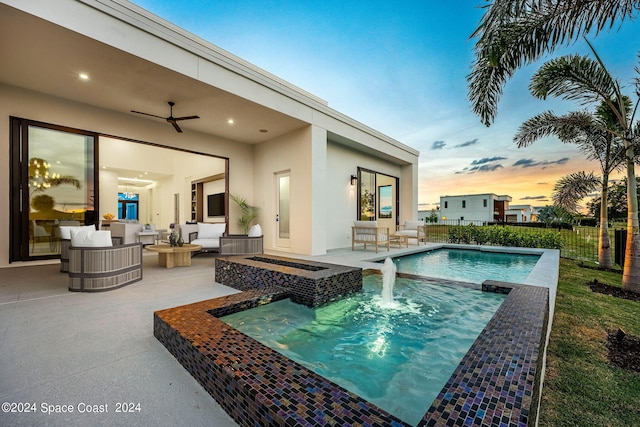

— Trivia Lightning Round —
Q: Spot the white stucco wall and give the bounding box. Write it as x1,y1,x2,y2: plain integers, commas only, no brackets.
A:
326,142,406,251
253,126,313,255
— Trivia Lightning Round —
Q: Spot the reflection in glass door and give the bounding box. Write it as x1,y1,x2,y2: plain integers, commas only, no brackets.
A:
276,171,290,248
11,119,96,261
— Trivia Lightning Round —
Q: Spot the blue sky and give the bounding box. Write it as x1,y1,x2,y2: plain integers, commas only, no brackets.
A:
131,0,640,210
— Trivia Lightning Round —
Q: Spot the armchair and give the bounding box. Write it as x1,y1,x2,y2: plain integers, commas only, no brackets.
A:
351,221,390,253
395,220,427,245
67,228,142,292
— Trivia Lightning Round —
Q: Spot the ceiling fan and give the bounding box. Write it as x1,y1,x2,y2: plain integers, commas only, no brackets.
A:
131,101,199,133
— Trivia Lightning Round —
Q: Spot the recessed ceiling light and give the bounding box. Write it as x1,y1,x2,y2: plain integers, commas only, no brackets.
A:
78,72,89,80
227,119,234,125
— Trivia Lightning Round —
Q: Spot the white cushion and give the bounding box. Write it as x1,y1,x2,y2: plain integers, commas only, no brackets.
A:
248,224,262,237
197,222,226,239
396,229,418,237
191,238,220,249
59,225,94,240
404,220,423,230
70,228,113,247
354,220,377,228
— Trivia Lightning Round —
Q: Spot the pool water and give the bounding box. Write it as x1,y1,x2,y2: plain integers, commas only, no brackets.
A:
390,248,540,284
221,275,505,425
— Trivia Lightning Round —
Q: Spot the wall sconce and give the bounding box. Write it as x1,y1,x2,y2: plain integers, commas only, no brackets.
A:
350,174,358,186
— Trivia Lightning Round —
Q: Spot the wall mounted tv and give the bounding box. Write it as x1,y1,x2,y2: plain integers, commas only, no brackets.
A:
207,193,226,217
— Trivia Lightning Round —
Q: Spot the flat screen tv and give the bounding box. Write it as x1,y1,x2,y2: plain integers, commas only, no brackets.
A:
207,193,225,217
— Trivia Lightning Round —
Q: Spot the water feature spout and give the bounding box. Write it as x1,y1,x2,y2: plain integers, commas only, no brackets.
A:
381,257,396,306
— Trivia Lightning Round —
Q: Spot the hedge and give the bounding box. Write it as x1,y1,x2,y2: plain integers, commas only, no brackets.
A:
448,224,563,249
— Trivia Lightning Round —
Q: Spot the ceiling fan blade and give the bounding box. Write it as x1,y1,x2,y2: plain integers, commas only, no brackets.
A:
169,120,183,133
130,110,166,119
174,115,200,121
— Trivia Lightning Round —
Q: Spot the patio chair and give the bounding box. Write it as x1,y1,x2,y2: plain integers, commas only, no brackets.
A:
352,220,390,253
395,220,427,245
67,227,142,292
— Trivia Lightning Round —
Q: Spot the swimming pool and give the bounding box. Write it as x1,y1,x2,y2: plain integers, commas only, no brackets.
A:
387,248,540,284
221,274,505,425
155,251,557,426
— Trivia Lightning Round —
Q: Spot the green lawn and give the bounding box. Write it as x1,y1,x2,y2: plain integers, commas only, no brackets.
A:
539,259,640,427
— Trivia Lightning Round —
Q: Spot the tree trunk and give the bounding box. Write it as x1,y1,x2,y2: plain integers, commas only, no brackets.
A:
598,174,612,269
622,141,640,293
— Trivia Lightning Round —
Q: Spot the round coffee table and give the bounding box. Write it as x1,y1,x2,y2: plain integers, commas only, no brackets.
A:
146,244,202,268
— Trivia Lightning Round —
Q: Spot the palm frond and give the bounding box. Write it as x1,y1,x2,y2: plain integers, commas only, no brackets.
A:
530,54,618,104
469,0,640,126
552,171,601,213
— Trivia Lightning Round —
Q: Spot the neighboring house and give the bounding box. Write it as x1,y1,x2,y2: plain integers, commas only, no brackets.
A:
439,194,512,224
505,205,540,223
0,0,419,267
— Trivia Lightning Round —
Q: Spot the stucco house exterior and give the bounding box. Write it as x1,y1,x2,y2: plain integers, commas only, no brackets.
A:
505,204,540,223
439,193,511,224
0,0,419,267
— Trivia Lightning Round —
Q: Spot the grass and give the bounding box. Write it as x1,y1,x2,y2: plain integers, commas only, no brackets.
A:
538,258,640,427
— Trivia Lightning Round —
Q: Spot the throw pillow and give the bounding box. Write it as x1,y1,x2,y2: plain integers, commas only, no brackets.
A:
70,228,113,247
248,224,262,237
59,225,95,240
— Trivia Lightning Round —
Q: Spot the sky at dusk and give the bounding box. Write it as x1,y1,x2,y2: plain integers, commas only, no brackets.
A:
131,0,640,211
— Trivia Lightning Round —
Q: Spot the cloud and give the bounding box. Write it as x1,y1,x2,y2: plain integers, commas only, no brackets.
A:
431,140,446,150
454,138,479,148
470,156,507,165
513,157,570,169
520,195,547,200
457,156,506,174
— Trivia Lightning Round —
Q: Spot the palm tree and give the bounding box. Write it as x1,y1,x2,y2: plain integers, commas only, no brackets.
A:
525,47,640,291
469,0,640,127
229,194,261,234
514,101,627,268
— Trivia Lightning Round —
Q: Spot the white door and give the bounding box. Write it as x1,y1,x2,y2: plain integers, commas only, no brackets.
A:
276,171,290,248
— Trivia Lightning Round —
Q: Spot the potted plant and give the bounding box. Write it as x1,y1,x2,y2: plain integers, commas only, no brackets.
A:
230,194,260,234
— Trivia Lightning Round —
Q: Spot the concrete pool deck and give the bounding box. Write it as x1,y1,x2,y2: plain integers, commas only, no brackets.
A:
0,243,559,426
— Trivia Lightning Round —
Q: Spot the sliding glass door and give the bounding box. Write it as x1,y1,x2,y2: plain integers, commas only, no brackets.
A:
10,118,97,261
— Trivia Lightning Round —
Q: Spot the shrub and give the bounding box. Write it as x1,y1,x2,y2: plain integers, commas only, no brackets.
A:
448,224,563,249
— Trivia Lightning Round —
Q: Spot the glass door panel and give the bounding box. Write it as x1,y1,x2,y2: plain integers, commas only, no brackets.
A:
27,126,95,257
276,171,290,248
359,170,376,220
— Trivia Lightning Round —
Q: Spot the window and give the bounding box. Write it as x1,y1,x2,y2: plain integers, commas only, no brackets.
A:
444,201,448,209
462,200,466,208
483,199,488,207
357,168,399,224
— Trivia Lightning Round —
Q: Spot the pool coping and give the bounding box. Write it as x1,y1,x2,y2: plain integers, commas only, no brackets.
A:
154,252,554,426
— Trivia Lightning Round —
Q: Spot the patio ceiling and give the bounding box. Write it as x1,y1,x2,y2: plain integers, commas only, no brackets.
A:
0,3,307,144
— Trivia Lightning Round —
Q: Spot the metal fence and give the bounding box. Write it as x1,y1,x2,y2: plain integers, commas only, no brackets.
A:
422,221,622,266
